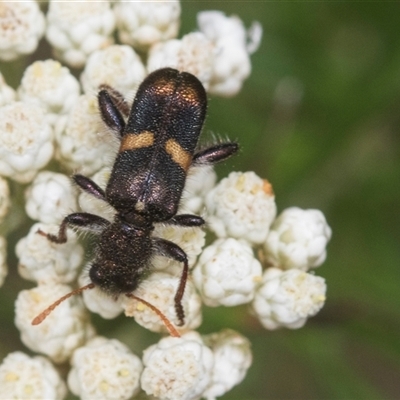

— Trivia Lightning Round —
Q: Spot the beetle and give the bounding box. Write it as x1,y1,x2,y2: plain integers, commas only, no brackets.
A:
35,67,238,329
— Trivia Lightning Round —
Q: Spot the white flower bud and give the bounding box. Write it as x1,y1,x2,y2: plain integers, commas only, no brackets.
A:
78,167,116,221
180,166,217,214
0,176,10,223
0,1,45,61
68,337,143,400
0,72,16,107
0,236,7,287
0,101,53,183
202,329,252,400
141,331,214,400
147,32,214,90
115,0,180,51
252,267,327,330
264,207,332,271
80,45,146,97
193,238,262,307
152,224,205,273
206,171,277,245
0,352,67,400
46,1,115,68
79,270,123,320
197,11,262,97
55,94,119,175
16,223,83,284
15,283,95,363
18,60,80,127
25,171,78,225
122,272,202,332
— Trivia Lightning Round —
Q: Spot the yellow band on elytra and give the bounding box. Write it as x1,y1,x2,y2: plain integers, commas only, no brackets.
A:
165,138,192,171
120,131,155,152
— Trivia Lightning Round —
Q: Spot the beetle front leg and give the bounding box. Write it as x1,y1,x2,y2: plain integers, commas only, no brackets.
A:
38,212,110,244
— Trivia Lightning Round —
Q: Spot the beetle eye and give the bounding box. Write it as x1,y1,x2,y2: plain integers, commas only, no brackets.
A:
89,265,103,286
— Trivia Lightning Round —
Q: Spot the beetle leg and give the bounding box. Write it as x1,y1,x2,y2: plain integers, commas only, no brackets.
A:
99,84,130,117
193,142,239,165
73,174,107,201
98,88,126,137
38,213,110,244
168,214,205,227
152,237,189,326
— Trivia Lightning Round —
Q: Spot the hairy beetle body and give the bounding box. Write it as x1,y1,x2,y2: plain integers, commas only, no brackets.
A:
41,68,238,326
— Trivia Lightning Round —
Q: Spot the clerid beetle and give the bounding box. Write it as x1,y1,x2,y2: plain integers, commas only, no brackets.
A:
33,67,238,331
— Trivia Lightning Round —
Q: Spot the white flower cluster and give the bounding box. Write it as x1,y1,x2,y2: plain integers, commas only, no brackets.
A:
24,171,78,225
80,45,146,98
18,60,80,127
206,171,277,245
193,238,263,307
141,330,251,400
148,11,261,95
54,92,119,176
16,223,83,284
197,11,262,96
68,337,143,400
0,1,45,62
252,268,327,330
0,2,261,183
0,352,66,399
202,329,252,400
46,1,115,69
246,206,331,330
0,0,259,96
192,170,331,331
114,0,181,52
0,101,54,183
123,272,202,333
14,283,94,363
264,207,332,271
0,2,332,399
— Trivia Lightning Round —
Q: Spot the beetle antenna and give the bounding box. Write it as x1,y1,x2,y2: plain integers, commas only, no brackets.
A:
126,293,181,338
31,283,95,325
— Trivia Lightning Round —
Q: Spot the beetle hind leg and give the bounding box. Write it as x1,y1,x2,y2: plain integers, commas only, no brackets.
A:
168,214,205,227
152,237,189,326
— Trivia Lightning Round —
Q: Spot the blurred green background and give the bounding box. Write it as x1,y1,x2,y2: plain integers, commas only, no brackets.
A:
1,1,400,399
